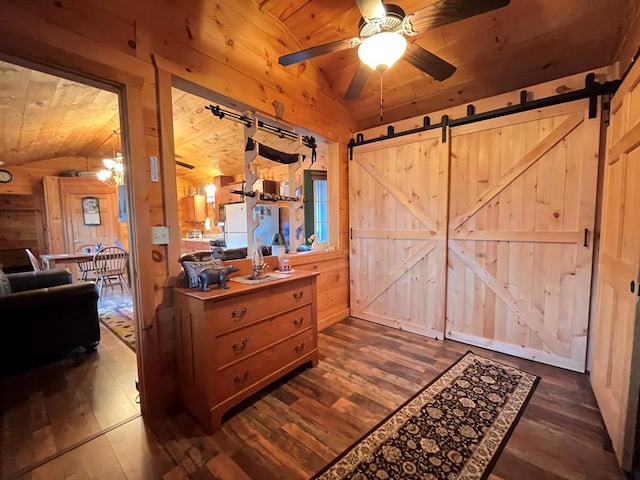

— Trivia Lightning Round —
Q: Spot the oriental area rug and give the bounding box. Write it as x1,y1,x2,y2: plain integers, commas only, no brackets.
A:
99,305,136,352
312,351,539,480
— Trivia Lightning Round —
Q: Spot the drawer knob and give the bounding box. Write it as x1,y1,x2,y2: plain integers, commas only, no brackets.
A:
293,291,304,300
232,339,248,353
293,318,303,327
231,306,248,320
234,372,249,384
294,342,305,353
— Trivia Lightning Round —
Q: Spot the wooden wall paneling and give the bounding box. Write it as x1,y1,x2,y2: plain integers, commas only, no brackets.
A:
154,66,181,278
122,79,170,414
0,0,351,416
32,183,47,256
590,57,640,470
42,176,65,254
349,130,447,339
358,68,618,139
290,252,350,331
327,142,342,250
58,178,119,249
614,1,640,73
136,28,353,145
0,194,41,270
446,101,598,372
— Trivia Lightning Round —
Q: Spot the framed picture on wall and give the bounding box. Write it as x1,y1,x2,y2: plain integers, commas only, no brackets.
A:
82,196,101,226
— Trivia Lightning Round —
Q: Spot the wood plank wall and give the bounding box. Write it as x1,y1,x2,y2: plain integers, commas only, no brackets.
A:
0,194,44,271
0,156,105,268
0,0,352,412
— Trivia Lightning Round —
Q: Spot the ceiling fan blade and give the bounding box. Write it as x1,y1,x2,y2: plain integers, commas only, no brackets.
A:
279,38,360,66
408,0,510,33
355,0,385,20
175,160,195,169
404,43,456,81
343,63,371,101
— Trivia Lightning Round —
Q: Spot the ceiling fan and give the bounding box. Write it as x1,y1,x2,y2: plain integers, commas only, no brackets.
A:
278,0,511,100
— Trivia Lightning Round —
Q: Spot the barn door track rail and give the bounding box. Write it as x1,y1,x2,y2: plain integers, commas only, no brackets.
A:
348,73,620,159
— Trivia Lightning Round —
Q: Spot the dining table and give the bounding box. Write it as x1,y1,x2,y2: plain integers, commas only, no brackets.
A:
40,252,95,270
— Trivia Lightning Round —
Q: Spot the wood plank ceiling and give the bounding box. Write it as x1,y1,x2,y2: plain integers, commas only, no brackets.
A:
0,0,634,177
260,0,633,130
172,87,328,184
0,60,121,166
0,60,322,184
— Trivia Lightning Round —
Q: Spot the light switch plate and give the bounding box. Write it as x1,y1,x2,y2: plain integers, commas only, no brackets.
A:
151,226,170,245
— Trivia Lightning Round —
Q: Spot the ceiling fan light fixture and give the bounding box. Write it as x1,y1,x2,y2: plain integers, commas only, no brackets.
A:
358,32,407,72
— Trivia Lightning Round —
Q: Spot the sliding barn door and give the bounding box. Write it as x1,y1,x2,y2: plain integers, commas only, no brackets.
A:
446,102,600,372
590,60,640,470
349,131,448,338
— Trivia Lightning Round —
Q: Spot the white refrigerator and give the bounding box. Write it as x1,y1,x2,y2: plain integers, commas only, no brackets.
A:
224,203,280,249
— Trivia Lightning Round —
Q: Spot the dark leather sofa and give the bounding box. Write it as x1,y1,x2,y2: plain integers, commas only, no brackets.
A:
179,246,272,264
0,269,100,374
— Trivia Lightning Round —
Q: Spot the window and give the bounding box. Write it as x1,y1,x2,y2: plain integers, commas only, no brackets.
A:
303,170,328,244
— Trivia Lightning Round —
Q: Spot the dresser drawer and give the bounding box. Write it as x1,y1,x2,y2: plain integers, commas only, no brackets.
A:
215,305,312,368
212,330,315,403
209,280,312,335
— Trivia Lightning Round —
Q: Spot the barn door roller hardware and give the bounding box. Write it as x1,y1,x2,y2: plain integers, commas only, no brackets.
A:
206,105,317,162
348,73,621,159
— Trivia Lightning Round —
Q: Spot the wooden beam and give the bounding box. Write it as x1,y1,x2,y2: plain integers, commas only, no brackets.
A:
449,112,584,231
351,229,439,240
154,64,181,278
448,239,571,357
451,230,585,244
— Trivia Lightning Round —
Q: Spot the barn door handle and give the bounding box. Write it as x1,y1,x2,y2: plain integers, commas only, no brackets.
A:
583,228,589,247
631,280,636,294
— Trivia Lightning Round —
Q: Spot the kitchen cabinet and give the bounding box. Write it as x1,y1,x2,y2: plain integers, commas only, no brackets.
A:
218,180,279,206
173,270,318,432
181,195,207,222
253,179,278,195
218,182,244,205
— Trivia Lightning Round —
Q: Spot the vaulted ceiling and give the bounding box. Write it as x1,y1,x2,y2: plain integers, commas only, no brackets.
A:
0,60,326,185
260,0,634,130
0,1,635,178
0,61,121,166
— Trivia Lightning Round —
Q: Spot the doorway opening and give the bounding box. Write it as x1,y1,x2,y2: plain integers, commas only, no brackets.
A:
0,57,140,478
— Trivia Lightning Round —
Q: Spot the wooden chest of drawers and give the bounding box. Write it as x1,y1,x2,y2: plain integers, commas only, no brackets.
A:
173,270,318,432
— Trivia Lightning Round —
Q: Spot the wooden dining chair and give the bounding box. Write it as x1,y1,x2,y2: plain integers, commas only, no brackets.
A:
25,248,42,271
76,244,97,282
93,246,130,300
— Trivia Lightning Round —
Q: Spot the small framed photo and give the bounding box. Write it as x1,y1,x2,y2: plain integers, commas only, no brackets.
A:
82,197,101,226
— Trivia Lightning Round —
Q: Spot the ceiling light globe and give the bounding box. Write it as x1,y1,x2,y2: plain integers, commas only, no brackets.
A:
358,32,407,72
97,170,112,181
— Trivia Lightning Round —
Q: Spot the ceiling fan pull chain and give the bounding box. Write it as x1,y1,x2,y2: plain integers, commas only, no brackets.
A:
380,73,384,122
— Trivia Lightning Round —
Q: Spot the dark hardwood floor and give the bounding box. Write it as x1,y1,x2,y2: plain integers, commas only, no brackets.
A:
1,288,139,480
3,317,625,480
